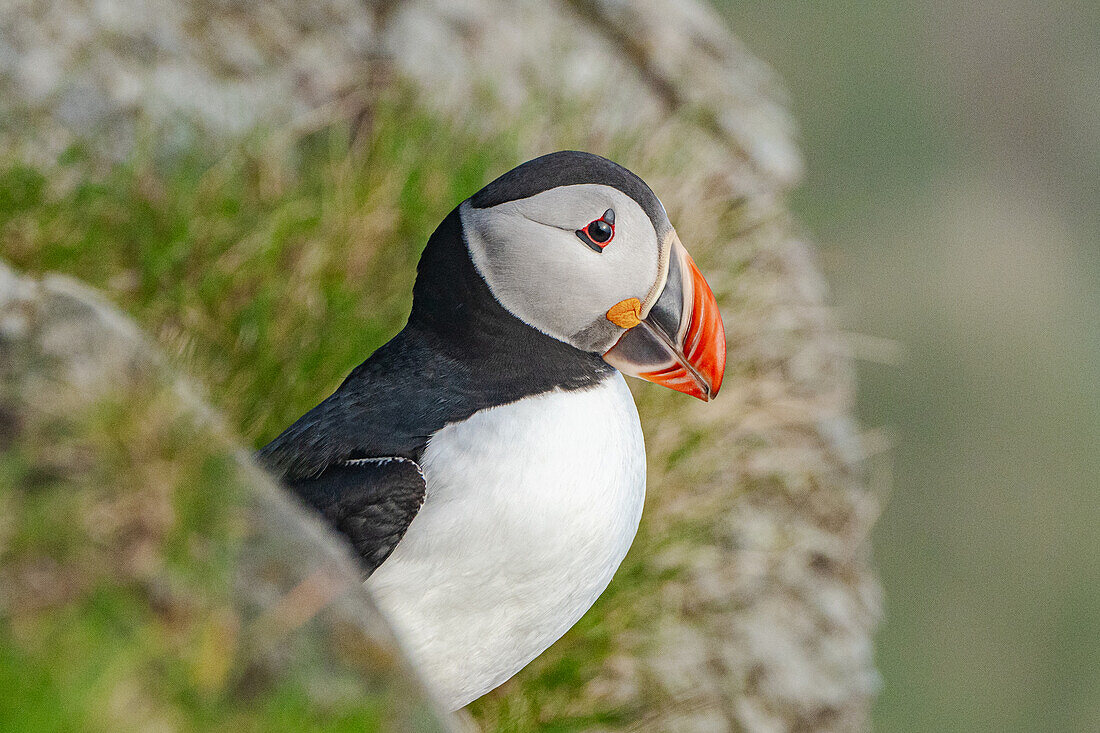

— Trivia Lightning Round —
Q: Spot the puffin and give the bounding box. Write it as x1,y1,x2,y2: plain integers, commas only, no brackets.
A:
259,151,726,710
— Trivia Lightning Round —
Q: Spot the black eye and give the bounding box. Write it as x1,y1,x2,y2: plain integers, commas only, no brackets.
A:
587,219,613,243
575,208,616,252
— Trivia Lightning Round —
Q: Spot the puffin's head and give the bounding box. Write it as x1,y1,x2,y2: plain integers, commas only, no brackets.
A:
459,151,725,401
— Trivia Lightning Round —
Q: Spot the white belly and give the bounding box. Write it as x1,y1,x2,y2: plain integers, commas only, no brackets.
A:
364,373,646,709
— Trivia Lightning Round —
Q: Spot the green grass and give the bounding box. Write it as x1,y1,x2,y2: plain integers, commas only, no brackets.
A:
1,100,518,449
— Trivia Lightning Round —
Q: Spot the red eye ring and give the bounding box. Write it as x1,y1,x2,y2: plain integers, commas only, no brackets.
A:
575,208,616,253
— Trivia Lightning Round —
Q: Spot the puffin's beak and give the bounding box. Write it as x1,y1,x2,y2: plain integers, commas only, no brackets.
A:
603,234,726,401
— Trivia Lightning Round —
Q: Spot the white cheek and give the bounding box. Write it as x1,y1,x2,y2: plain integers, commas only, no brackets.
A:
461,192,659,347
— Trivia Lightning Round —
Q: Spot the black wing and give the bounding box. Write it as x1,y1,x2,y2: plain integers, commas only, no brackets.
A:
283,457,426,576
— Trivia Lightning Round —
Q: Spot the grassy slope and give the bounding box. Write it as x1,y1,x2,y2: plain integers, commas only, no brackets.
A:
1,100,656,730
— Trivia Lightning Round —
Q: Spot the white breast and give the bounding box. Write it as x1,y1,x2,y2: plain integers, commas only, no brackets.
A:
364,372,645,709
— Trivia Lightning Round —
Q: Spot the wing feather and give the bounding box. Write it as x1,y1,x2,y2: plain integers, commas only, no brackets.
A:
284,457,426,576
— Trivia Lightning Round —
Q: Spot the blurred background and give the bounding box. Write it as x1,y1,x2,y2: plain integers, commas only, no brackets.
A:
718,2,1100,730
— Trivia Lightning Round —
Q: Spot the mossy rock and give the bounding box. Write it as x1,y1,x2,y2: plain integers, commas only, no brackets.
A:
0,263,453,732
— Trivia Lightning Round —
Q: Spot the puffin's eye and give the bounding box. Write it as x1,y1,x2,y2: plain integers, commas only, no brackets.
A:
587,220,612,242
575,209,616,252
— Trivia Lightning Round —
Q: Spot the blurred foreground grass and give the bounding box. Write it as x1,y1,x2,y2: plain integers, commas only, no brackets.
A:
0,369,394,732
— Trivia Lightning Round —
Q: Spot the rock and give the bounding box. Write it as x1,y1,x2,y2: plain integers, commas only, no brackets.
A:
0,260,454,732
381,0,801,193
1,0,799,193
0,0,375,162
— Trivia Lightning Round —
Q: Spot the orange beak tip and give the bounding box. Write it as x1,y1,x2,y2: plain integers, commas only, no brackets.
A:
602,237,726,402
